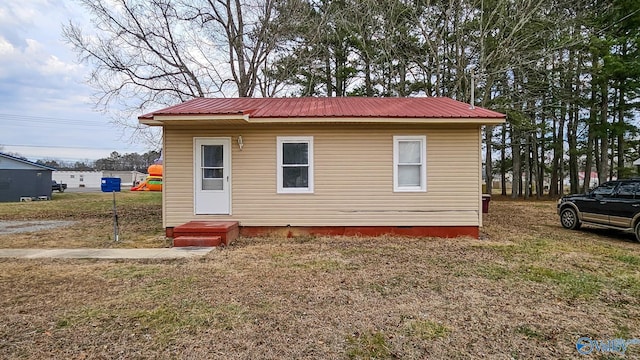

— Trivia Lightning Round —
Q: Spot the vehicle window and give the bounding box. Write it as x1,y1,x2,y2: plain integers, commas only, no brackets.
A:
616,183,637,199
592,182,618,197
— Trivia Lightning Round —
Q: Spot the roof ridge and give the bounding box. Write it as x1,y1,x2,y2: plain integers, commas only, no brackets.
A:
139,97,506,120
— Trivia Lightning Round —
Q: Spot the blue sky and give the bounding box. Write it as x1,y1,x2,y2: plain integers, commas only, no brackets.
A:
0,0,151,162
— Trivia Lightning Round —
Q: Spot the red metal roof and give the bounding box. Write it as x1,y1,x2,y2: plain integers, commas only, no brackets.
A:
139,97,505,120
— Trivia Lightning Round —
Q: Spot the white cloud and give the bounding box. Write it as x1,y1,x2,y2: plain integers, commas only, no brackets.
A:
24,38,44,54
0,36,81,78
40,54,81,76
0,1,152,161
0,36,14,56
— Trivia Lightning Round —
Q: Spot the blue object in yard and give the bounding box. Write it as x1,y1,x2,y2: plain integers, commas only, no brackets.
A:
101,177,121,192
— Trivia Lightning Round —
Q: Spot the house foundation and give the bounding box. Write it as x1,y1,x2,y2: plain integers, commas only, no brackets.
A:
166,224,478,246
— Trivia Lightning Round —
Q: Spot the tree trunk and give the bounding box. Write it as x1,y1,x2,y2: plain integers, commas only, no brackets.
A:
534,129,542,198
617,82,625,177
364,55,373,97
598,81,609,184
583,74,599,193
501,125,507,196
609,135,615,180
324,41,332,96
485,126,493,194
550,112,559,196
558,111,565,196
583,127,595,193
511,126,521,199
568,106,579,193
524,133,531,199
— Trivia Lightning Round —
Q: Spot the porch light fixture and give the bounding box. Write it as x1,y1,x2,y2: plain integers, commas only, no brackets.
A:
237,136,244,150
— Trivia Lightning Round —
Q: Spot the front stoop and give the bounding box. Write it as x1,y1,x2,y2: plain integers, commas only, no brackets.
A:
173,236,223,247
172,221,239,247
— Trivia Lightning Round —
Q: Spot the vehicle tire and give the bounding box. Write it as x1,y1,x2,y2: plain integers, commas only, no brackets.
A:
560,207,581,230
59,188,64,193
634,222,640,242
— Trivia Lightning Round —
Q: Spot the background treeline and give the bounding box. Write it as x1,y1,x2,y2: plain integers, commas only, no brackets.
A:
35,151,162,172
65,0,640,197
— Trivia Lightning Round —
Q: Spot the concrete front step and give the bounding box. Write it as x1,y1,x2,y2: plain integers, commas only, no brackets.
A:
173,236,223,247
172,221,239,247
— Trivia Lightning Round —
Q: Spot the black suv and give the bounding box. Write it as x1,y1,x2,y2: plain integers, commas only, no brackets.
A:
558,179,640,241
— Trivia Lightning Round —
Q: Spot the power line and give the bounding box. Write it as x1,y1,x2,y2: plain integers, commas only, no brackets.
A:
0,113,114,127
0,113,110,123
0,143,143,151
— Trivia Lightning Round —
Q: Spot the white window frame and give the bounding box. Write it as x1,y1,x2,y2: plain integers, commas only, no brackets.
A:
393,135,427,192
277,136,314,194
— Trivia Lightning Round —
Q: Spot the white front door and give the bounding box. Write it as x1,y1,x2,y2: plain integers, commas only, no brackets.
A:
194,138,231,214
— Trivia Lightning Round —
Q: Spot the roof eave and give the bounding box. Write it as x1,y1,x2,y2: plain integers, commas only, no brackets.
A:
139,115,506,126
139,118,163,126
139,114,251,126
0,153,57,171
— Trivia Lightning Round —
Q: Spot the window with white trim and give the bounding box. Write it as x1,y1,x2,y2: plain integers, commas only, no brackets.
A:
277,136,314,193
393,135,426,192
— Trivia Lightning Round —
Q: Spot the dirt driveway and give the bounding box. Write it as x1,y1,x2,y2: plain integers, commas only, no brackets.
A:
0,220,75,235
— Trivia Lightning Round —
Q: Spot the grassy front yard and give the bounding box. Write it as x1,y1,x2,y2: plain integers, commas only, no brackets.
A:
0,191,167,248
0,193,639,358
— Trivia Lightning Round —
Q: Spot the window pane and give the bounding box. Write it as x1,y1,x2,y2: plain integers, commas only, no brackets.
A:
202,145,223,167
202,178,223,190
616,183,636,198
283,143,308,165
283,166,308,188
398,165,420,187
593,182,617,196
399,141,421,163
203,169,223,179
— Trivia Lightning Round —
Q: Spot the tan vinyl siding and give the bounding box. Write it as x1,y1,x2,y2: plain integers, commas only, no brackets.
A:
163,124,482,227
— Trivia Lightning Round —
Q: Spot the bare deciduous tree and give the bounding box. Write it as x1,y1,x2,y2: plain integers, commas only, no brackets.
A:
63,0,288,145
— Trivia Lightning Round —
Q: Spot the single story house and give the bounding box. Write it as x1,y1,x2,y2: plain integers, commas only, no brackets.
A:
139,97,505,240
0,152,56,202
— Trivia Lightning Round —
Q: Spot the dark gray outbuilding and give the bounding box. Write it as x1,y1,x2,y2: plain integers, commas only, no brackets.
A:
0,153,56,202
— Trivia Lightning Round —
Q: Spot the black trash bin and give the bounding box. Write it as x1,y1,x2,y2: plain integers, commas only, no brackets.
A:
482,194,491,213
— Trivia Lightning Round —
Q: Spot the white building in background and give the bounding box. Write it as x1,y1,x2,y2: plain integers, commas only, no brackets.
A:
102,171,147,187
53,171,146,188
53,171,102,188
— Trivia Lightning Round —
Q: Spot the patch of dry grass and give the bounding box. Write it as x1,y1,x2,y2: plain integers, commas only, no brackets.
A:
0,192,167,248
0,196,640,358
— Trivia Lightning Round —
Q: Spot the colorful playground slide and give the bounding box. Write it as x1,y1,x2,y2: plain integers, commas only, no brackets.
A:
131,164,163,191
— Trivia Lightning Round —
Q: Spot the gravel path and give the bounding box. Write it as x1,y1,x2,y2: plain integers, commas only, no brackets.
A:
0,220,75,235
